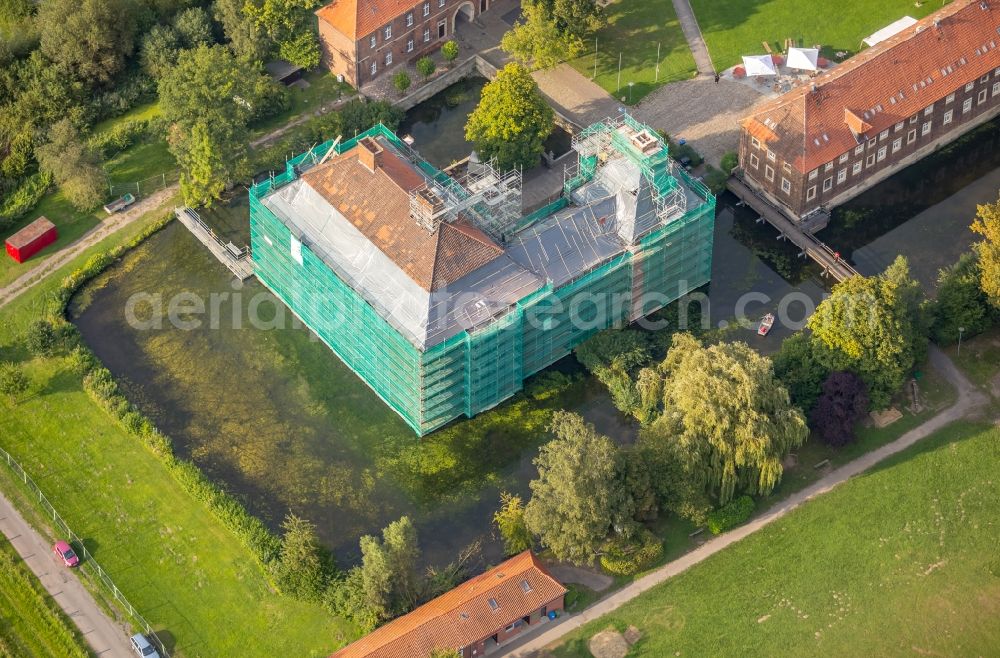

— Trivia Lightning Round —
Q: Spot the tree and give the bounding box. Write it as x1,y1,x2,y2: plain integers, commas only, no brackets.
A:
930,252,996,344
270,514,331,600
523,412,634,565
466,62,553,171
972,196,1000,308
640,333,808,504
493,492,532,556
36,0,137,86
808,256,928,409
140,25,182,80
501,1,582,70
278,31,321,69
392,71,411,95
771,331,829,413
213,0,271,62
35,119,106,211
24,319,58,357
242,0,320,41
173,7,215,49
416,56,436,78
0,362,29,401
810,371,869,447
356,516,421,623
172,121,233,207
441,40,459,63
542,0,604,37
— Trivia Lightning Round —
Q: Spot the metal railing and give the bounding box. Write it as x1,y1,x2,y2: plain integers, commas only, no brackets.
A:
0,445,171,657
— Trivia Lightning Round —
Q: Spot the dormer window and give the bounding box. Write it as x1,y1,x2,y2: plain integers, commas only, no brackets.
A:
488,598,499,611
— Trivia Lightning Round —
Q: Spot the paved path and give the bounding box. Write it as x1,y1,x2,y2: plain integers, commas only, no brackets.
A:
503,346,985,656
671,0,715,77
532,65,620,128
0,186,178,310
0,490,133,657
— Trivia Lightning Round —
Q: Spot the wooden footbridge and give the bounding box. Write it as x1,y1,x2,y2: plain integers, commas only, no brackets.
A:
727,177,859,283
174,207,254,280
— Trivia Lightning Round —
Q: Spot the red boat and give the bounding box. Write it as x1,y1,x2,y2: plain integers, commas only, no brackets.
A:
758,313,775,336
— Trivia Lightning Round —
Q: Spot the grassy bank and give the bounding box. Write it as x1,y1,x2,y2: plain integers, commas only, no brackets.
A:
0,210,356,657
0,540,90,658
547,420,1000,656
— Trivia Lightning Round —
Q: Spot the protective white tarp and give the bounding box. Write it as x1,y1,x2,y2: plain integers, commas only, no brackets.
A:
786,47,819,71
863,16,917,47
742,54,777,77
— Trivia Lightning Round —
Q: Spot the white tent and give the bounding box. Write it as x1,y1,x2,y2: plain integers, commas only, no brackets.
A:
863,16,917,47
786,47,819,71
742,54,777,77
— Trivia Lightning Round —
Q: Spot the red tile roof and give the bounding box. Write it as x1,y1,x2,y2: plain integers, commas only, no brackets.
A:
743,0,1000,173
300,137,503,291
330,551,566,658
316,0,421,41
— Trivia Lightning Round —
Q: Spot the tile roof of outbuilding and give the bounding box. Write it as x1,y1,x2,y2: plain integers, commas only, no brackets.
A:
742,0,1000,173
330,551,566,658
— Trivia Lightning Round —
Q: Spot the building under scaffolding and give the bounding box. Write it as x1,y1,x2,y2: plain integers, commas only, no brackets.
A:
249,115,715,435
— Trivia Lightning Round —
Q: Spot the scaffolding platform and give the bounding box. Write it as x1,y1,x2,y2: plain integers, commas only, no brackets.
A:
174,207,254,280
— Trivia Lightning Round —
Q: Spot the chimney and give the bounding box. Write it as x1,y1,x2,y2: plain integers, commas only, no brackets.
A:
357,136,383,172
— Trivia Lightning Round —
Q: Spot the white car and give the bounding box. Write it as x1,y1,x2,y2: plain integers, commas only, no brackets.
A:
130,634,161,658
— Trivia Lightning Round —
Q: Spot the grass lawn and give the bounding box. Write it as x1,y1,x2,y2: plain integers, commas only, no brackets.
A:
689,0,940,70
249,71,354,138
0,540,89,658
0,209,357,658
547,419,1000,657
92,101,162,135
567,0,697,105
951,325,1000,392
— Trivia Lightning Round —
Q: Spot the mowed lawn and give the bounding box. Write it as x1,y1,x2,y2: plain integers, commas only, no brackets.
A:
689,0,940,70
548,420,1000,657
567,0,697,105
0,540,89,658
0,212,357,657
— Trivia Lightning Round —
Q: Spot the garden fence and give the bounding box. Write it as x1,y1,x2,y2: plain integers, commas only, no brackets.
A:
0,445,171,658
109,169,181,200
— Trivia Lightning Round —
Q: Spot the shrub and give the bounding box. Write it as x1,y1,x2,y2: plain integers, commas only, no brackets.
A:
441,40,459,63
811,371,868,447
0,172,53,229
24,319,58,356
393,71,411,95
599,530,664,576
706,495,755,535
416,56,435,78
0,362,29,401
270,514,334,601
67,346,98,375
702,164,729,195
88,119,150,158
720,151,738,175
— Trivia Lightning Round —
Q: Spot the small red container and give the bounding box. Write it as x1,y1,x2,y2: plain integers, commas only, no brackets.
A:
5,216,57,263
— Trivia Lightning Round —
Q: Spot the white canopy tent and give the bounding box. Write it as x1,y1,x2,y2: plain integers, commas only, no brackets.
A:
742,54,777,77
863,16,917,47
786,47,819,71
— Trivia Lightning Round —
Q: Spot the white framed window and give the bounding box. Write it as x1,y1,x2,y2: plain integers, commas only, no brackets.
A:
824,162,834,172
981,73,990,83
946,93,955,104
867,139,876,149
993,82,1000,96
963,97,973,113
766,149,776,162
749,153,759,168
866,153,876,167
765,164,774,181
808,168,818,180
438,0,445,6
823,177,833,191
370,35,377,48
854,144,864,155
892,137,902,153
921,120,931,136
979,88,988,104
423,27,431,41
836,169,847,184
806,185,817,201
894,121,904,132
924,104,934,116
966,81,975,92
370,60,377,75
751,136,760,149
782,162,791,173
407,38,414,52
406,12,413,26
423,2,430,16
781,177,791,194
879,129,889,140
852,161,862,174
943,109,953,125
385,52,392,65
839,152,849,163
384,25,391,39
907,128,917,144
995,66,1000,76
910,114,918,124
877,146,887,161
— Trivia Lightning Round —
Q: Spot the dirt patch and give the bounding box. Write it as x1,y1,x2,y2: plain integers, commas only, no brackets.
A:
623,625,642,645
589,630,629,658
870,407,903,428
548,563,614,592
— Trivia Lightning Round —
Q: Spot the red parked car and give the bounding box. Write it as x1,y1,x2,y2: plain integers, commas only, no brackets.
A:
53,540,79,567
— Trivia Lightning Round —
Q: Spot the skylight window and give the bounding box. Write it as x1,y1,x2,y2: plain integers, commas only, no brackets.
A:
520,580,533,593
488,598,499,610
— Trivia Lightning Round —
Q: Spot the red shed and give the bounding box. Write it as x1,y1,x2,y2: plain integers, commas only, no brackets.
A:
5,217,58,263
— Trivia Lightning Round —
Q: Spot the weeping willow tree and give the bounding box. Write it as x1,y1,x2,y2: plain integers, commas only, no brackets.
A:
640,333,807,504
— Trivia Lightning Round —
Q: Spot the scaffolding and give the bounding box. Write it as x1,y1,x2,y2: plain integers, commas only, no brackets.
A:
250,119,715,436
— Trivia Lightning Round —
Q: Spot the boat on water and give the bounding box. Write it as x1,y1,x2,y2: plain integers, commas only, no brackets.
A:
758,313,775,336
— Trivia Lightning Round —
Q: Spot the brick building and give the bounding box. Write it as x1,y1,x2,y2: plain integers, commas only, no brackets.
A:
316,0,492,86
737,0,1000,221
329,551,566,658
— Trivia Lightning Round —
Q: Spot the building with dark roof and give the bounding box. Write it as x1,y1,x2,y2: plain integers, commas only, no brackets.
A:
249,115,715,435
315,0,491,86
330,551,565,658
737,0,1000,220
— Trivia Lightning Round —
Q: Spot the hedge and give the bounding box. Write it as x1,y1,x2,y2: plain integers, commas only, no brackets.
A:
706,495,755,535
0,171,53,229
88,120,150,159
599,530,664,576
50,212,283,567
